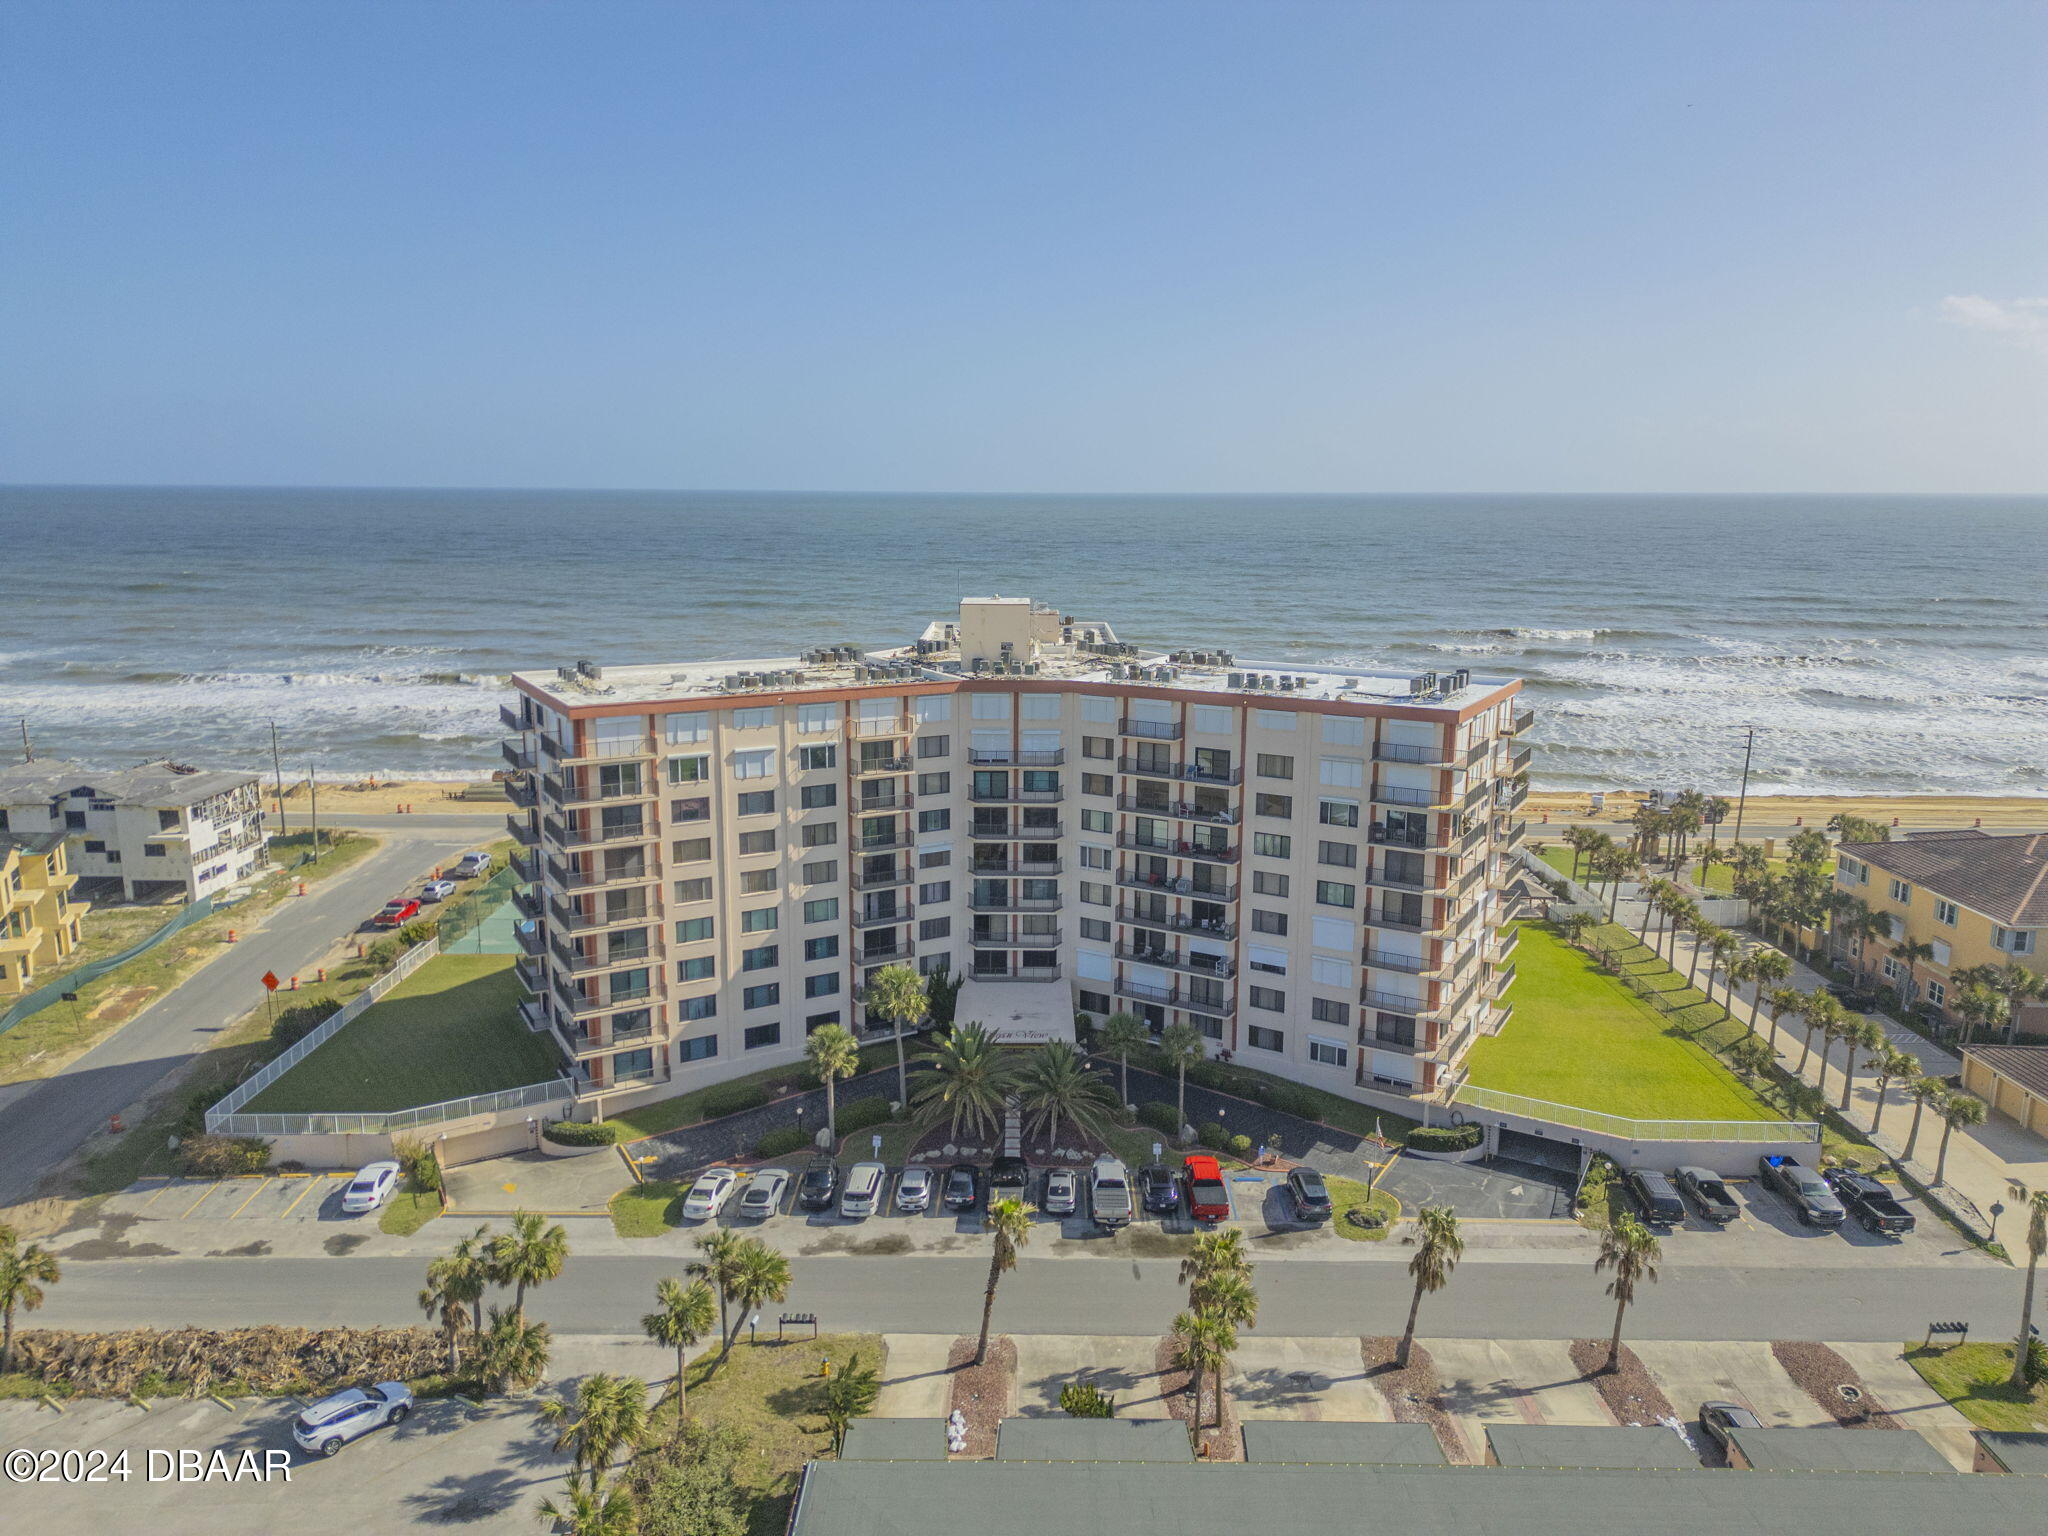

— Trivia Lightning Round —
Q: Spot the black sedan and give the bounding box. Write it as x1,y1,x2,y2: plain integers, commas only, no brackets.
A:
943,1162,981,1212
1137,1164,1181,1216
797,1157,839,1212
1286,1167,1333,1222
1674,1166,1740,1225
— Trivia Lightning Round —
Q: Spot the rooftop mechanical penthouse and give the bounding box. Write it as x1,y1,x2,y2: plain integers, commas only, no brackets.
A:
501,597,1532,1114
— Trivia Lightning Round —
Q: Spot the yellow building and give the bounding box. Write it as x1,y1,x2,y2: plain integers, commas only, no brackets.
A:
0,831,90,999
1832,830,2047,1027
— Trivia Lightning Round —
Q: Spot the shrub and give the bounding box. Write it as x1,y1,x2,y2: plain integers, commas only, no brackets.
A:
272,997,342,1047
1059,1381,1116,1418
1196,1122,1228,1150
176,1088,217,1138
1227,1133,1253,1159
754,1126,810,1159
365,938,401,968
542,1119,624,1147
1136,1101,1181,1136
1073,1011,1097,1047
2027,1336,2048,1390
397,919,439,946
392,1133,442,1190
697,1082,771,1119
179,1134,272,1177
834,1096,894,1135
1407,1122,1484,1153
1185,1060,1233,1092
1256,1082,1321,1120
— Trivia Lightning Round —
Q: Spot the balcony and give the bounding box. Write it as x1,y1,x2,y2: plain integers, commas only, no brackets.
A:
859,939,916,964
1117,905,1235,939
552,775,659,809
500,702,529,733
1119,718,1181,741
1362,865,1430,893
545,817,653,850
972,927,1063,948
504,776,538,811
1363,946,1431,974
1366,905,1429,934
1118,796,1236,826
1115,942,1234,979
970,892,1063,912
972,858,1063,876
1511,705,1534,735
975,820,1064,841
510,849,538,885
1510,745,1532,775
1499,819,1527,850
1113,976,1233,1015
969,747,1065,767
972,964,1064,982
853,791,915,814
852,905,915,930
853,755,915,777
550,896,655,933
552,984,610,1019
501,739,533,773
1116,832,1237,864
1491,963,1517,994
856,829,914,855
1491,927,1521,964
515,958,545,995
508,816,540,848
518,997,547,1033
1116,868,1236,901
1498,778,1529,811
1361,987,1428,1014
550,938,652,975
852,863,914,890
1371,783,1446,810
1374,741,1449,766
851,716,911,738
547,734,659,767
512,887,542,921
547,857,657,891
970,786,1064,804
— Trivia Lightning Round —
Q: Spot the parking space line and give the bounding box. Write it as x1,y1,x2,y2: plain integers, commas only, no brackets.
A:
182,1182,225,1217
228,1178,274,1218
143,1180,185,1208
280,1178,324,1217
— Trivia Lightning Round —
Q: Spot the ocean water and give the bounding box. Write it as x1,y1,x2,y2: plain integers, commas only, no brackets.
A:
1,487,2044,797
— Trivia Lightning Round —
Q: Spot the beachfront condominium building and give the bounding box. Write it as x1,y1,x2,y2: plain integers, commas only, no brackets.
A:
501,597,1531,1112
0,760,268,902
0,831,89,999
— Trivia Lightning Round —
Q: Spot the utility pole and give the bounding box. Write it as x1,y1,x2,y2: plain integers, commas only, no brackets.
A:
308,767,320,861
269,720,289,843
1731,726,1757,845
18,718,31,763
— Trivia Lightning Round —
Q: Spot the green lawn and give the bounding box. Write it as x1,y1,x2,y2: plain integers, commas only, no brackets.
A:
610,1040,903,1140
1905,1343,2048,1431
1536,842,1829,896
1325,1176,1399,1242
611,1177,687,1238
243,953,559,1112
1464,922,1777,1121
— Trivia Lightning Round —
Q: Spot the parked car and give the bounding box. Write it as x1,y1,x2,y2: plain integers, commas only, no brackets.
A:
943,1162,981,1212
1137,1164,1180,1216
1626,1169,1687,1227
1286,1166,1333,1223
894,1166,934,1213
452,851,493,878
840,1161,887,1219
291,1382,414,1457
420,879,458,903
798,1157,840,1212
1758,1154,1845,1227
373,897,420,928
738,1168,789,1220
681,1167,739,1221
988,1155,1030,1203
1673,1166,1740,1225
1824,1168,1916,1235
340,1161,401,1214
1696,1400,1763,1455
1042,1167,1079,1216
1181,1154,1230,1223
1089,1156,1133,1230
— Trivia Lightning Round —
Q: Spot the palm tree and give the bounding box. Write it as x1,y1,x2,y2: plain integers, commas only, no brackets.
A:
535,1474,637,1536
541,1372,649,1489
1395,1205,1463,1369
1097,1011,1148,1108
1187,1269,1260,1332
0,1226,60,1374
1157,1021,1206,1139
1952,984,2007,1051
419,1256,473,1374
1838,1018,1885,1113
1747,950,1792,1018
1868,1046,1918,1137
1706,931,1741,1016
1887,938,1936,1010
1794,991,1840,1078
437,1224,494,1334
1179,1228,1253,1299
1703,795,1733,846
821,1352,882,1453
1903,1077,1947,1165
641,1276,716,1422
1563,825,1599,882
1635,878,1672,943
1595,1214,1661,1372
1728,1035,1775,1085
861,962,930,1106
1695,842,1728,894
976,1197,1032,1365
909,1022,1014,1142
723,1239,792,1352
490,1210,570,1322
1934,1092,1987,1187
1015,1041,1119,1152
1168,1308,1238,1429
686,1229,746,1356
1759,984,1802,1052
475,1304,551,1393
2006,1181,2048,1388
1683,918,1716,990
805,1023,862,1142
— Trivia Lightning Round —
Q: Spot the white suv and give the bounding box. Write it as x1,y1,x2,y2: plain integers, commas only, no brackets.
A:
291,1383,414,1457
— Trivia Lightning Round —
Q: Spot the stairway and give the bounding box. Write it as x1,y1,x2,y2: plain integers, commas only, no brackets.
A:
1001,1095,1022,1158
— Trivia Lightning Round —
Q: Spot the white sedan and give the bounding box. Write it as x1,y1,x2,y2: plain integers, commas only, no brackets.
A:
420,880,458,902
340,1161,401,1214
681,1167,740,1221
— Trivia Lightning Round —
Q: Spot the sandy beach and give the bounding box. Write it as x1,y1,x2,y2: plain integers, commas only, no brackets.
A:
270,777,509,817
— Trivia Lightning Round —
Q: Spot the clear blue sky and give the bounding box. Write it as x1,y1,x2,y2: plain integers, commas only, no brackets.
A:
3,0,2043,492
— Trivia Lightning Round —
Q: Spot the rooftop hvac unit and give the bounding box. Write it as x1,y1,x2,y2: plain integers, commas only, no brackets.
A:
1228,672,1244,688
1452,668,1470,690
1343,677,1359,690
1219,651,1234,666
852,665,868,681
1025,662,1039,675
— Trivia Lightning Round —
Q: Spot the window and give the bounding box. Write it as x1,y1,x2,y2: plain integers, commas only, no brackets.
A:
920,916,952,940
919,881,951,903
667,755,711,784
1246,1025,1285,1052
143,842,166,858
1080,694,1117,723
1020,693,1061,720
1081,735,1113,759
1256,793,1292,818
918,953,952,977
672,796,710,823
1321,715,1366,746
806,972,840,998
1252,870,1290,898
678,955,715,981
1311,998,1351,1026
804,897,840,923
797,704,836,735
1316,880,1356,908
1933,899,1959,926
744,1021,782,1048
919,808,951,833
737,790,775,816
677,1033,718,1061
801,822,837,848
1249,985,1285,1012
805,935,840,962
919,847,952,868
1882,955,1902,981
1319,799,1360,828
1247,943,1287,974
970,692,1011,720
1926,979,1947,1007
1079,917,1111,942
1307,1036,1348,1067
1994,927,2037,955
82,840,106,854
1312,915,1357,950
1375,1012,1416,1047
732,748,775,779
156,808,180,830
1082,772,1113,797
800,783,837,810
1931,938,1952,967
741,908,779,933
1253,832,1291,859
664,711,711,745
916,695,951,724
1081,808,1113,833
1318,840,1357,868
1078,988,1111,1014
802,859,837,884
1256,710,1296,732
1192,705,1232,735
918,771,951,795
917,734,950,758
1079,881,1111,906
739,869,777,894
743,984,780,1010
731,707,775,730
1318,757,1365,789
742,943,779,971
1257,753,1294,779
1890,879,1912,903
680,995,717,1021
806,1011,843,1031
1312,955,1353,988
673,877,712,904
1079,845,1111,870
1252,909,1288,935
609,968,651,1003
675,916,714,943
738,830,776,856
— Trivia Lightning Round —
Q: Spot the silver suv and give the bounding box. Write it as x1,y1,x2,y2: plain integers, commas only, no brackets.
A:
291,1382,414,1457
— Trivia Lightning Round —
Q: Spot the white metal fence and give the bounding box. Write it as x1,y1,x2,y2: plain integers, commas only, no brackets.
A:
211,1078,572,1137
1453,1084,1819,1144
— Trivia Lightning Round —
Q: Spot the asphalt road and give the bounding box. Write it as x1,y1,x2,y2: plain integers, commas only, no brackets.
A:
35,1254,2026,1344
315,811,504,835
0,829,477,1204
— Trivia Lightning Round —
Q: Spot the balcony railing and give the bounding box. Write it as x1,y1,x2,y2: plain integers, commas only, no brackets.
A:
1118,905,1236,939
1363,947,1430,974
853,754,915,777
545,817,652,849
512,887,542,922
852,864,914,890
859,939,916,964
499,702,529,733
515,958,545,995
1362,987,1428,1014
969,786,1064,804
1371,783,1444,810
546,857,656,890
1117,757,1242,786
501,739,533,773
969,747,1065,766
552,776,658,809
550,938,652,975
856,829,913,854
970,892,1063,912
550,897,654,933
1118,796,1237,825
851,717,911,738
854,791,915,814
1375,741,1449,766
1492,963,1517,994
1499,819,1527,850
1367,905,1429,933
508,816,540,848
971,858,1063,876
971,927,1062,948
505,777,538,811
552,985,609,1019
550,734,659,766
1116,832,1237,863
1498,778,1529,811
852,905,915,929
1115,942,1234,978
1363,866,1430,893
509,849,538,885
975,820,1063,841
1114,976,1235,1015
1119,718,1181,740
1115,868,1236,901
973,964,1064,982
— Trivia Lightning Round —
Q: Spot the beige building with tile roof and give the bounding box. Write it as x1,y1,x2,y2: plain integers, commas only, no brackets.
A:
0,830,90,999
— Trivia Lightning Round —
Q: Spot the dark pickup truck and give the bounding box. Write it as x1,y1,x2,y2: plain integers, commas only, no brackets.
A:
1824,1169,1916,1236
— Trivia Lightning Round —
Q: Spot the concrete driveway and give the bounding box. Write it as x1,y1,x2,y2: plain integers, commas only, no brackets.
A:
1629,1339,1830,1436
1227,1336,1385,1421
1377,1152,1575,1221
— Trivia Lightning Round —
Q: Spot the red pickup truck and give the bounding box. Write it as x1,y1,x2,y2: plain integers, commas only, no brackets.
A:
1182,1155,1230,1224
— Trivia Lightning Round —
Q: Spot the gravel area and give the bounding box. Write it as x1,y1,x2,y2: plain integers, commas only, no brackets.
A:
1362,1336,1468,1463
1568,1340,1678,1425
640,1067,899,1175
946,1335,1015,1458
1156,1334,1239,1460
1118,1064,1369,1174
1769,1341,1900,1429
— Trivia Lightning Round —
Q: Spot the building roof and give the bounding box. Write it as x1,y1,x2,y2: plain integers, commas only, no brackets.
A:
1484,1424,1700,1469
993,1417,1190,1462
1238,1421,1446,1465
1724,1427,1955,1474
1839,832,2048,927
0,829,69,858
0,759,261,809
1966,1045,2048,1101
786,1461,2033,1536
838,1419,952,1461
1973,1430,2048,1474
